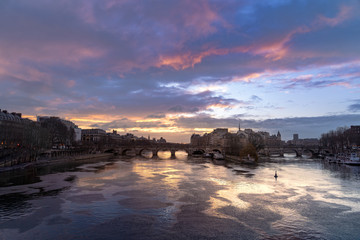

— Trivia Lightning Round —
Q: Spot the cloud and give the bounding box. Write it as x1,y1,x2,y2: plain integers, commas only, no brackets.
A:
91,118,170,131
174,114,360,140
316,5,352,27
1,0,360,142
168,105,199,113
348,100,360,112
146,114,166,119
250,95,262,102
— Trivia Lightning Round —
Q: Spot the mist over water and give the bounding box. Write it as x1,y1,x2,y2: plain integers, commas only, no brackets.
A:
1,154,360,239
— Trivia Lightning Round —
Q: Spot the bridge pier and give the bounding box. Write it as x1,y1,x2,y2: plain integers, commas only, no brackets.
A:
279,149,284,157
152,150,158,158
170,150,176,159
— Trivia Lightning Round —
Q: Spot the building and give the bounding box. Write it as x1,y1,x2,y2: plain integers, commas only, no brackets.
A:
157,137,166,143
190,127,266,155
0,110,24,148
265,131,283,147
107,130,122,141
288,134,319,146
350,125,360,134
81,129,106,143
293,134,299,141
346,125,360,146
0,109,50,149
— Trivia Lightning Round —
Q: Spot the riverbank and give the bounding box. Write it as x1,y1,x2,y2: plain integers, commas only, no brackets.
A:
0,153,114,173
225,154,257,164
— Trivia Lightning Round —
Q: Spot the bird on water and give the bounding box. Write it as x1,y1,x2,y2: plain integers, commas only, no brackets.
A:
274,171,278,178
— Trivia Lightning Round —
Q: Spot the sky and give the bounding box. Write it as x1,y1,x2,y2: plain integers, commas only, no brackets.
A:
1,0,360,143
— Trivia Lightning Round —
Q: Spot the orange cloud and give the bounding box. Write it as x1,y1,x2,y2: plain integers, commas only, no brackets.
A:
158,48,230,70
206,103,232,109
232,73,262,83
252,26,310,60
248,5,352,61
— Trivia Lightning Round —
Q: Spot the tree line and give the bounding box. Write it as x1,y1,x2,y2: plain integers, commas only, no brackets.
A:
320,126,360,153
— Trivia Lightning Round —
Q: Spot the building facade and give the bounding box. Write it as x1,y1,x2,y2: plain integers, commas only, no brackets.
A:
81,129,106,142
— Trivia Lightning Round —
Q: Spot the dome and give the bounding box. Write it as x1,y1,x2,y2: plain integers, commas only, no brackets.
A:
0,111,21,122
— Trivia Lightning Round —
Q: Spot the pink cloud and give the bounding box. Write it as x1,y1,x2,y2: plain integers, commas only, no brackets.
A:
326,82,353,88
66,80,76,88
317,5,352,27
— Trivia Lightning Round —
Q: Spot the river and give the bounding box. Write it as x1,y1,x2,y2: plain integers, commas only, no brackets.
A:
1,152,360,240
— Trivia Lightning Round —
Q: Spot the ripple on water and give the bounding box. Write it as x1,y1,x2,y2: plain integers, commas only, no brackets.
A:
1,157,360,239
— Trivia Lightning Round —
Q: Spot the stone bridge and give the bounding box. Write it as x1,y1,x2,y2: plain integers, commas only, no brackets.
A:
261,145,322,157
113,143,225,158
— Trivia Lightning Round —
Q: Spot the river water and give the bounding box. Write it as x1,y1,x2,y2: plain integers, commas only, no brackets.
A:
1,153,360,240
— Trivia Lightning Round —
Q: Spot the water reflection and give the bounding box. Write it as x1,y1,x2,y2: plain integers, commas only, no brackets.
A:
1,155,360,239
140,150,153,158
174,150,188,160
157,151,171,159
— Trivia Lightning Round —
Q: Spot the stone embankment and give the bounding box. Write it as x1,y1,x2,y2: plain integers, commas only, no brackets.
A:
225,154,258,164
0,152,114,173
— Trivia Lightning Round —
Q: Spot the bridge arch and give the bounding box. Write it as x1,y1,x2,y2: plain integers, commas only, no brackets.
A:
122,148,136,156
155,149,173,159
174,149,189,154
138,148,153,157
192,149,205,155
302,149,315,158
212,149,222,154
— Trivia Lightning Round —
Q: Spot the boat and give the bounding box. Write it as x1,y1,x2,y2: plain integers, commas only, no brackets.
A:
213,152,224,160
325,155,336,163
203,153,213,158
326,154,345,164
343,152,360,166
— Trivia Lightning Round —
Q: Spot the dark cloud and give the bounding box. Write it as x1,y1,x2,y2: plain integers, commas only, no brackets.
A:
250,95,262,102
168,105,199,113
92,118,170,131
175,114,360,140
348,100,360,112
0,0,359,140
146,114,166,119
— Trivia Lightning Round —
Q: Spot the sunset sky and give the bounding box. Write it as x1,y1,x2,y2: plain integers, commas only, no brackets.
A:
1,0,360,143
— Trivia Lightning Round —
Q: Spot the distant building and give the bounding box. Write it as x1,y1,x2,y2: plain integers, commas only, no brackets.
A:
288,133,319,146
81,129,106,142
349,126,360,135
265,131,283,147
293,134,299,141
346,125,360,146
107,130,122,141
0,109,24,148
157,137,166,143
190,127,265,155
74,128,82,142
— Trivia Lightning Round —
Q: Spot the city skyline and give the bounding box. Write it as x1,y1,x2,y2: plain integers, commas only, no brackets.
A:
1,0,360,143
